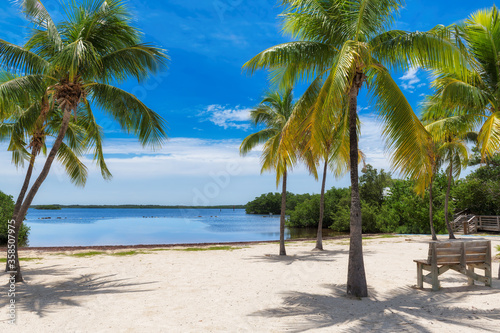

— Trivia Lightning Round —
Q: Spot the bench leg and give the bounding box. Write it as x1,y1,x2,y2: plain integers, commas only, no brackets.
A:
486,264,492,287
417,263,423,289
431,264,439,291
467,266,474,286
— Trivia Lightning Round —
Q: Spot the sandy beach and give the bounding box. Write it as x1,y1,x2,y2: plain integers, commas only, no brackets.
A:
1,235,500,332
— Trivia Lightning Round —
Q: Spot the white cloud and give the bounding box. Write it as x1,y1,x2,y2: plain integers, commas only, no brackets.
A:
358,115,391,172
357,105,370,112
0,116,397,205
400,67,421,92
202,104,252,130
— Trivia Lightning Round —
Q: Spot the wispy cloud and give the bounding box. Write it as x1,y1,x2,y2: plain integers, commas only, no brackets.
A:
0,116,397,204
400,67,422,93
201,104,252,130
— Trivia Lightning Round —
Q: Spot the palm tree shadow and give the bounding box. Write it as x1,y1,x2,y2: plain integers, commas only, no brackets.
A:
1,265,156,318
250,283,500,332
245,249,351,265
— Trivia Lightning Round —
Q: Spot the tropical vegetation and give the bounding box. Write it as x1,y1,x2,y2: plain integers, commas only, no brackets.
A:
453,152,500,215
248,165,452,235
243,0,466,297
0,0,168,282
240,88,302,256
0,191,30,246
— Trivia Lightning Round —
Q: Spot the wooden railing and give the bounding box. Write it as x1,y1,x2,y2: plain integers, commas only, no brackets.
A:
452,214,500,233
452,214,475,233
477,216,500,232
463,216,478,235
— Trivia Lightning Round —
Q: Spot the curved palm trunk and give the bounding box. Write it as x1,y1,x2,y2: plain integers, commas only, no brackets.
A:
6,97,50,273
444,163,456,239
279,169,287,256
429,180,437,241
10,109,72,282
346,71,368,298
315,159,328,251
5,152,36,273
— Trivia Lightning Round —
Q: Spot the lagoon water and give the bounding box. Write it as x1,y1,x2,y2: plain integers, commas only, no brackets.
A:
25,208,318,247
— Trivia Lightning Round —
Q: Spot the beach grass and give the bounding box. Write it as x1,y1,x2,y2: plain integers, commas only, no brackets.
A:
177,246,243,251
363,234,398,240
70,251,106,257
0,257,42,262
111,250,148,256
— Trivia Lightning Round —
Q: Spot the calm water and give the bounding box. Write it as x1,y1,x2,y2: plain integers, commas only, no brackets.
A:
24,208,339,247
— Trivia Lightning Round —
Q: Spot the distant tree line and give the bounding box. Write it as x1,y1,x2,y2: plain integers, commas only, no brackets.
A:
245,162,500,234
31,204,246,210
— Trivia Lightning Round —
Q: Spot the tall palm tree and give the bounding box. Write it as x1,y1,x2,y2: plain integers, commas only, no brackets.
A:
240,88,300,256
421,110,478,239
1,0,168,282
300,105,354,251
426,6,500,162
243,0,463,297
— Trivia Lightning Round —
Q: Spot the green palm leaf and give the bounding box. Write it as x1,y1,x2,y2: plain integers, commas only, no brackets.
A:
88,83,167,148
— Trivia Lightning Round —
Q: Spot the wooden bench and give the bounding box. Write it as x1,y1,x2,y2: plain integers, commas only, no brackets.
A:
414,240,492,291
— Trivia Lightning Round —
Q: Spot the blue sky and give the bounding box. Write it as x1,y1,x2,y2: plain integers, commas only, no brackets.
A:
0,0,495,205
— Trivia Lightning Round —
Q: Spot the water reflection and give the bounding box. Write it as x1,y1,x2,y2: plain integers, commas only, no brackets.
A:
24,208,348,247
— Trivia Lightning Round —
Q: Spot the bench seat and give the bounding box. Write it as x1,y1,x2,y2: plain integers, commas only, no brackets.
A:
414,240,492,291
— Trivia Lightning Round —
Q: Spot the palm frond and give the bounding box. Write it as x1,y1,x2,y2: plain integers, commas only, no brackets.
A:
15,0,63,51
243,41,336,87
81,100,112,179
56,141,88,187
477,112,500,159
0,72,45,112
99,44,169,83
89,83,168,148
367,63,432,189
0,39,49,75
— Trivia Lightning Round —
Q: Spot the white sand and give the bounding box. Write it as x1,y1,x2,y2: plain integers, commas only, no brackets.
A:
1,235,500,332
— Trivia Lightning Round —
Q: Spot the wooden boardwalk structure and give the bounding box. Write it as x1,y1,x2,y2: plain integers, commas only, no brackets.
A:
453,214,500,234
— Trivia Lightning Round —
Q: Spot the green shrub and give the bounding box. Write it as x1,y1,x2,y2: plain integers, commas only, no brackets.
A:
0,191,30,246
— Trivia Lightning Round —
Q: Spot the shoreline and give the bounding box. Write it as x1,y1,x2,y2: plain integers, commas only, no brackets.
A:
2,234,499,332
12,234,356,252
8,232,500,252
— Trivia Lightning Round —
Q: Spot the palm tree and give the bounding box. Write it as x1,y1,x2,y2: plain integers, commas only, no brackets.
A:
421,110,477,239
301,105,353,251
426,6,500,163
1,0,168,282
240,88,300,256
243,0,463,297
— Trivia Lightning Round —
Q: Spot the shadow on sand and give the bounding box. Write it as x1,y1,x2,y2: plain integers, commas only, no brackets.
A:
245,248,354,265
0,264,155,318
250,281,500,333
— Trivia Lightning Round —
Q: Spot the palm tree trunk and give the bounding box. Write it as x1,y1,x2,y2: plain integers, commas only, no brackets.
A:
5,152,36,273
6,97,49,273
315,159,328,251
10,109,72,283
346,71,368,298
444,163,456,239
13,152,37,218
279,169,287,256
429,180,437,241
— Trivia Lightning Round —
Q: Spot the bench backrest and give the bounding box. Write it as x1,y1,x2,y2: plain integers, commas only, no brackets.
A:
427,240,491,265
